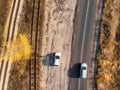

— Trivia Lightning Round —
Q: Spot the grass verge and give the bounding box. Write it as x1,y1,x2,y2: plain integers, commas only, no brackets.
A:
8,0,45,89
0,0,11,48
96,0,120,90
8,0,33,89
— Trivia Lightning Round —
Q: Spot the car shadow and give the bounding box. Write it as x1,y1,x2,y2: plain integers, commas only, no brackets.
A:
67,63,81,78
41,53,55,66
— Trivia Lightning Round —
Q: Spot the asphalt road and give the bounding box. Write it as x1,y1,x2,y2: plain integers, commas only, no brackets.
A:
69,0,97,90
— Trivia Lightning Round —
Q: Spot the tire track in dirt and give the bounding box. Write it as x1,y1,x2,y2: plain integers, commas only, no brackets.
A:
29,0,41,89
0,0,24,89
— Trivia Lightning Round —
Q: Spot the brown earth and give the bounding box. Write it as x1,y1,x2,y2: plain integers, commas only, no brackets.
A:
8,0,45,89
7,0,33,90
1,0,120,90
0,0,11,29
96,0,120,90
0,0,11,47
0,0,77,89
41,0,77,89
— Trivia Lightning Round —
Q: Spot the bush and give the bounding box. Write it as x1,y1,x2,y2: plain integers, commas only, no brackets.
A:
4,34,31,62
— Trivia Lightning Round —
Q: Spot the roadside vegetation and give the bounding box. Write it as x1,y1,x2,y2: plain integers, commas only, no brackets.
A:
0,0,10,28
8,0,44,90
7,34,32,90
0,25,4,48
7,34,32,89
0,0,11,48
3,34,31,62
96,0,120,90
1,33,31,89
8,0,33,89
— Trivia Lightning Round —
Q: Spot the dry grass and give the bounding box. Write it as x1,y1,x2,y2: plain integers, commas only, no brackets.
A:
18,0,32,35
2,34,32,62
96,0,120,90
0,0,11,26
0,25,4,48
8,1,33,89
8,0,45,89
8,59,28,90
0,0,11,48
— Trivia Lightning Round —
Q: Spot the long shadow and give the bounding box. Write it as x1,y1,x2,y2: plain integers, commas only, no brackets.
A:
42,53,55,66
67,63,81,78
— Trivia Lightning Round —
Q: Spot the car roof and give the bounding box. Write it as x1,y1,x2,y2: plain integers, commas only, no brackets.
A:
81,63,87,78
55,53,61,56
81,63,87,67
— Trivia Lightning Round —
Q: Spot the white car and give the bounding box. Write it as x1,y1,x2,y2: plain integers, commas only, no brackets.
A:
54,53,61,66
80,63,87,78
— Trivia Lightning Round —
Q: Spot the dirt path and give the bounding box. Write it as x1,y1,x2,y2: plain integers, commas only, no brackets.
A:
41,0,77,90
0,0,24,90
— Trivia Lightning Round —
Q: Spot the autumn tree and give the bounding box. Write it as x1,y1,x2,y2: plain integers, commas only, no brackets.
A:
3,34,31,62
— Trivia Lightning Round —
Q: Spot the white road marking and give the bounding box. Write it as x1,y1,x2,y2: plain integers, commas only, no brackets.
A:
80,0,90,61
78,0,90,90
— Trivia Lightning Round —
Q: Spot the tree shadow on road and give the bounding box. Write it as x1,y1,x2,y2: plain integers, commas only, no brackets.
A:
67,63,81,78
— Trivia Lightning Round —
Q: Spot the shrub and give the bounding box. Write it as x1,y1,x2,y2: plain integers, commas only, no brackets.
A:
4,34,31,62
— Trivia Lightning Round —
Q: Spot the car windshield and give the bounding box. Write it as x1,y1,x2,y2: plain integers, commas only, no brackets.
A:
82,67,86,70
55,56,60,59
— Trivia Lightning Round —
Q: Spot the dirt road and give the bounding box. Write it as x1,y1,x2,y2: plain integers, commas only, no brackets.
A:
41,0,77,90
0,0,24,90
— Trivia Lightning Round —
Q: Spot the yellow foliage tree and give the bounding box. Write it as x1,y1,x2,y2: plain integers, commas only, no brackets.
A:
4,34,31,62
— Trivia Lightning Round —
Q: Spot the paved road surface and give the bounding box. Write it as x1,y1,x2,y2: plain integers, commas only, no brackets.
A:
69,0,97,90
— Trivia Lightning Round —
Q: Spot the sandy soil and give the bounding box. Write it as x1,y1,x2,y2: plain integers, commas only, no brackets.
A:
40,0,77,90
